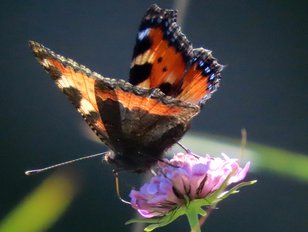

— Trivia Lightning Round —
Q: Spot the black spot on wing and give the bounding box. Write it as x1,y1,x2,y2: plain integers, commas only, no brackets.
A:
84,111,100,124
158,82,172,95
129,63,152,85
132,36,152,59
62,87,82,108
48,66,62,81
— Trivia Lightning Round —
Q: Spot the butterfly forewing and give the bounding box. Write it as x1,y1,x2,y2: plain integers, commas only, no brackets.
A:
29,41,111,146
130,4,223,106
129,5,193,96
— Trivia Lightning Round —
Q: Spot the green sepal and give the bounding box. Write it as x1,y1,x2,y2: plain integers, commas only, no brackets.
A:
126,206,186,231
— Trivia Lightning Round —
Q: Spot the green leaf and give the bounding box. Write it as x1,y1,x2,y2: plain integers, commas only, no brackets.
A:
217,180,257,201
0,172,77,232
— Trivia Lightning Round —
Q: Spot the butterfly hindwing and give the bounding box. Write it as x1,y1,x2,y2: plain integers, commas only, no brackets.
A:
94,79,199,170
176,48,223,105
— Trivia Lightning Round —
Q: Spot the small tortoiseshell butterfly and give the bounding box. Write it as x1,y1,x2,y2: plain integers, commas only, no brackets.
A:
29,4,223,173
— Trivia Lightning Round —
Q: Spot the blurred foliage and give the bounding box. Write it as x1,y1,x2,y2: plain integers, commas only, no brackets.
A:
0,172,78,232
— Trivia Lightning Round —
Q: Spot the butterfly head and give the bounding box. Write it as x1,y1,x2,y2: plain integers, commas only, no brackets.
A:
104,149,163,173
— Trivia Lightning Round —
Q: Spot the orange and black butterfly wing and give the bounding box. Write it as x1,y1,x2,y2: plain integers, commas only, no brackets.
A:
29,41,113,149
176,48,223,106
129,4,223,106
129,4,193,96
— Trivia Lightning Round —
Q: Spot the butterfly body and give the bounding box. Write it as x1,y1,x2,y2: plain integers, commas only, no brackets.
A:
29,4,222,172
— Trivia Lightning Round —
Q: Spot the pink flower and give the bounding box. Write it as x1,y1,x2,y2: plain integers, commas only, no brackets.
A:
129,152,250,218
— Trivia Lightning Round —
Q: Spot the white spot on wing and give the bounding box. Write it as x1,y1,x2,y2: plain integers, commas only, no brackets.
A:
41,59,50,68
57,75,74,88
130,50,152,67
79,98,96,114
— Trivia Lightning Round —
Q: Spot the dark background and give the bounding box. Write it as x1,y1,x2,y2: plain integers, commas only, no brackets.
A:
1,0,307,231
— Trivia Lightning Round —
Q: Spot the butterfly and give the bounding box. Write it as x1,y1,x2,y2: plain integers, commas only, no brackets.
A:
29,4,223,173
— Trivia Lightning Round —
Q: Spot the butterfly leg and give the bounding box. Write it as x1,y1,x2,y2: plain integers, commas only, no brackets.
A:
175,141,201,158
113,170,131,204
150,168,157,176
158,159,179,168
175,141,191,153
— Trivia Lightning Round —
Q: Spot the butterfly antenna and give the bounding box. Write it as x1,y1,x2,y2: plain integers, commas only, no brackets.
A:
113,171,131,205
25,152,107,176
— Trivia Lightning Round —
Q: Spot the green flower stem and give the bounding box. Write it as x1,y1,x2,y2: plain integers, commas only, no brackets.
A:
186,207,201,232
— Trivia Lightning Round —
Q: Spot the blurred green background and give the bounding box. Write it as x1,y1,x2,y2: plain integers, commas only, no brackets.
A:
1,0,307,231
